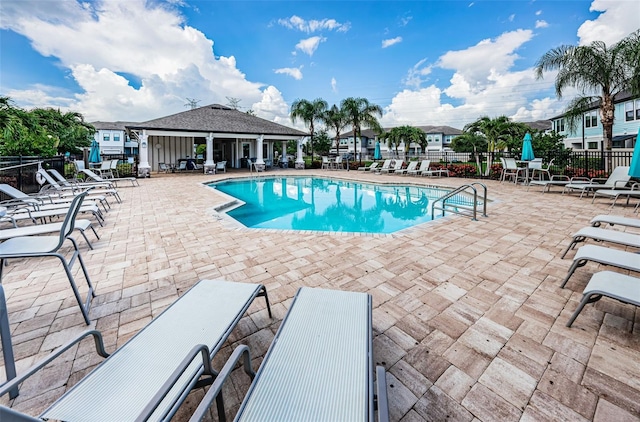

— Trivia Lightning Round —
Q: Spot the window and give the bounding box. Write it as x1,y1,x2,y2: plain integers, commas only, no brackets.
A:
625,101,634,121
636,100,640,120
114,134,120,142
585,111,597,128
427,137,432,143
103,134,110,141
587,141,598,150
554,118,565,133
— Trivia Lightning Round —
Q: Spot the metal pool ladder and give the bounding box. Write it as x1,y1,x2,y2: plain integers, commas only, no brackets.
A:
431,182,488,221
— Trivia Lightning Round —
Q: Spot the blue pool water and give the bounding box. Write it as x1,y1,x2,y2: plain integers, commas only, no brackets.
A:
211,177,458,234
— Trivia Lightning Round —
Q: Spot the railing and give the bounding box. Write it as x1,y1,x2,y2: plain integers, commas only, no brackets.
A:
431,183,488,221
0,156,66,197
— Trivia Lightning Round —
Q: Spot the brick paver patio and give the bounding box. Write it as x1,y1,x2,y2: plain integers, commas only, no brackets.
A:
0,169,638,421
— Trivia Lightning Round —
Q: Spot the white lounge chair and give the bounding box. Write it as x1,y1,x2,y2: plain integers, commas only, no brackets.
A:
399,161,419,175
37,169,118,208
380,160,403,174
358,162,379,172
80,168,139,187
411,160,430,176
560,244,640,288
591,182,640,209
566,271,640,327
590,214,640,230
374,159,392,174
561,226,640,258
527,175,586,193
0,219,98,250
0,279,272,419
48,168,115,190
562,166,631,198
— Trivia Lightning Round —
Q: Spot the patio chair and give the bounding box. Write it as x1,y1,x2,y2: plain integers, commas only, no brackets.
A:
333,156,344,170
399,161,419,175
527,175,584,193
0,218,98,250
591,182,640,208
560,244,640,288
109,159,120,178
191,287,388,422
95,160,114,179
374,159,392,174
590,214,640,230
80,168,139,187
566,271,640,327
562,166,631,198
215,160,227,173
411,160,430,176
37,168,119,207
500,158,527,184
0,279,272,420
0,192,95,325
529,158,554,181
358,162,379,172
158,162,171,173
321,156,331,170
560,226,640,258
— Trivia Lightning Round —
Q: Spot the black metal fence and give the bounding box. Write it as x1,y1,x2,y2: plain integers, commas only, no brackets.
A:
0,155,137,199
378,150,635,179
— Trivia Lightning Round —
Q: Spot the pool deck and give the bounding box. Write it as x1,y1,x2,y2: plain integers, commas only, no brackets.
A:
1,168,639,421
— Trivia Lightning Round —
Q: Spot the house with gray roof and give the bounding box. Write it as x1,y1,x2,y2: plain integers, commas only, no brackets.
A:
123,104,307,175
91,121,140,156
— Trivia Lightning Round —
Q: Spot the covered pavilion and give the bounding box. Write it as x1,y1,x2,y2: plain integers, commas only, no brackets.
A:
125,104,308,176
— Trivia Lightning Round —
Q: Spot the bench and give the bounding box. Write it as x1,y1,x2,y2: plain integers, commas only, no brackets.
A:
0,279,271,421
191,287,389,422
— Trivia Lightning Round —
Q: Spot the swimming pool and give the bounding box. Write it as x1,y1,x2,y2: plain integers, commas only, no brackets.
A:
210,176,461,234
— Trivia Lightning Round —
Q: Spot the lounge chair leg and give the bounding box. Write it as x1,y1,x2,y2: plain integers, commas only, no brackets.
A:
259,285,273,318
566,293,602,327
560,259,586,288
216,392,226,422
79,231,94,250
560,237,583,259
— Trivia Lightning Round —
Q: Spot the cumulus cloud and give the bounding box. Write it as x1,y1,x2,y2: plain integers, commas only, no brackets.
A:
277,15,350,33
535,20,548,28
577,0,640,46
274,67,303,80
383,29,562,128
295,36,326,56
0,0,272,122
251,86,292,125
382,37,403,48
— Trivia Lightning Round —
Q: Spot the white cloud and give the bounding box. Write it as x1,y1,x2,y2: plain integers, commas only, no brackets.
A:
382,37,403,48
468,2,475,7
274,67,303,80
403,59,433,89
0,0,271,122
577,0,640,46
277,15,350,33
508,14,515,22
400,16,412,27
331,77,337,93
296,36,326,56
251,86,292,126
535,20,548,28
536,10,542,16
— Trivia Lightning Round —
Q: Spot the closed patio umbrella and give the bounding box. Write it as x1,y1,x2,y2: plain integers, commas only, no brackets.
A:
374,141,382,160
521,132,535,161
88,140,101,164
629,127,640,178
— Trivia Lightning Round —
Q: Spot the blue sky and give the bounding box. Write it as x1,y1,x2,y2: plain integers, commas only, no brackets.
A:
1,0,639,130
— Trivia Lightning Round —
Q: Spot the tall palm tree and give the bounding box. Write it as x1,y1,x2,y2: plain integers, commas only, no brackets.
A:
322,104,347,158
290,98,328,162
535,30,640,171
463,116,512,176
340,97,383,165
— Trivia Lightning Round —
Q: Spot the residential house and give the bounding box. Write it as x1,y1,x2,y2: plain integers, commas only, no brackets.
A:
550,91,639,150
91,121,139,157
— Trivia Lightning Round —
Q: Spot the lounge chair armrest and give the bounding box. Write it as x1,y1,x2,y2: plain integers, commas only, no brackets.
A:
376,366,389,422
631,182,640,191
613,180,630,188
550,175,570,181
589,177,607,183
0,329,109,398
189,345,256,422
570,176,590,182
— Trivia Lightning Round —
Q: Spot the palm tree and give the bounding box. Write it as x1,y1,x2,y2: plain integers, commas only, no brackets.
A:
322,105,347,159
290,98,328,162
340,97,383,165
535,30,640,171
381,125,426,157
463,116,512,176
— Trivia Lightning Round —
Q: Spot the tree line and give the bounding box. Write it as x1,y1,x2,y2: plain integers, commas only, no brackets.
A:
0,97,94,157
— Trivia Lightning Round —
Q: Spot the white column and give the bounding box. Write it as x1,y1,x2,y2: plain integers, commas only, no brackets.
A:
204,133,215,174
252,135,265,171
138,130,151,177
281,141,288,168
295,137,305,169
